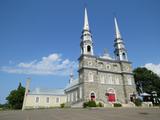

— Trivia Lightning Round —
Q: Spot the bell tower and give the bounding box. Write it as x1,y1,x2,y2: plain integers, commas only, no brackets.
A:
114,17,128,61
80,8,94,56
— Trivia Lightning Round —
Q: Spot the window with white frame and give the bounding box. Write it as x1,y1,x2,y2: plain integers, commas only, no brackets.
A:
79,86,82,99
35,97,39,103
67,94,69,102
105,79,108,84
69,94,71,102
71,93,73,102
46,97,49,103
101,75,105,84
56,97,60,103
88,72,94,82
75,91,77,101
127,77,132,85
115,76,120,85
108,75,113,84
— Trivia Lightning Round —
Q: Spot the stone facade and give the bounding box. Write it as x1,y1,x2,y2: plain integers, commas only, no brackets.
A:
78,55,136,104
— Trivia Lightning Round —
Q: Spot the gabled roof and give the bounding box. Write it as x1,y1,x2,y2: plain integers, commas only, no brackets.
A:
65,79,79,91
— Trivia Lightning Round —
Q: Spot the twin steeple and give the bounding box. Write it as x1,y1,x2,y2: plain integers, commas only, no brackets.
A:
80,8,94,55
80,8,128,61
114,17,128,61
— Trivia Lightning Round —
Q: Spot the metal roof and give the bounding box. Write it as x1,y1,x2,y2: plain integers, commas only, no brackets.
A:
29,88,65,96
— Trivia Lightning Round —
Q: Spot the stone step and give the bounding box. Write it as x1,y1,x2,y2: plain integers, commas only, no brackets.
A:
71,101,83,108
122,102,135,107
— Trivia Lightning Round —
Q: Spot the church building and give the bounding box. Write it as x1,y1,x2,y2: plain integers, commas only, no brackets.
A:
64,8,137,107
23,8,137,109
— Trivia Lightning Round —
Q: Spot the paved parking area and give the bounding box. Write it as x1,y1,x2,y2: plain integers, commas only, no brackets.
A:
0,108,159,120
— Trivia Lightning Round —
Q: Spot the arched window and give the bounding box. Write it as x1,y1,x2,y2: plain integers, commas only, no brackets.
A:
81,47,83,53
90,92,95,101
122,52,126,59
87,45,91,52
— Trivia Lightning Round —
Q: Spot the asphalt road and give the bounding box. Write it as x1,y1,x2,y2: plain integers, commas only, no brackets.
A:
0,108,159,120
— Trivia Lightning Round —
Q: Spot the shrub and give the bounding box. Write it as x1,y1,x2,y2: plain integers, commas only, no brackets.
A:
134,98,142,106
153,103,160,107
113,103,122,107
60,103,65,108
97,102,104,107
83,102,88,108
0,103,10,110
83,100,97,108
88,100,97,107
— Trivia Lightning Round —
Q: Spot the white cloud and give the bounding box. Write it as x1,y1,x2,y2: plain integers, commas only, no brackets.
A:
1,53,77,76
144,63,160,76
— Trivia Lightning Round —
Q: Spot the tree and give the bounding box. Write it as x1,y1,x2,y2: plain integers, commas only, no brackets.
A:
0,104,2,108
133,67,160,97
6,83,25,109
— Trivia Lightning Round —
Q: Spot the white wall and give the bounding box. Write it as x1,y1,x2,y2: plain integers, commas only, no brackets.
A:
24,94,66,109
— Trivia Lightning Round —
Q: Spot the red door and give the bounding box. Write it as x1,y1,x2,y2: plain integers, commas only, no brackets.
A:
108,94,115,102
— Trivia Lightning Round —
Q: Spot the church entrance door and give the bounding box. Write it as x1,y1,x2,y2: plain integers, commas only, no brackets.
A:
106,89,116,102
108,93,115,102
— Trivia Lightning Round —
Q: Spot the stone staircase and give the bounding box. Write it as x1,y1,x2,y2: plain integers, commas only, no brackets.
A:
122,102,135,107
71,101,83,108
104,103,113,107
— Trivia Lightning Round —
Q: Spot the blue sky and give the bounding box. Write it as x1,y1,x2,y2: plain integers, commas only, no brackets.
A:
0,0,160,103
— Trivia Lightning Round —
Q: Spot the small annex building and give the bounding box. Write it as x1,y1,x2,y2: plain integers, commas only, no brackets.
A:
22,81,66,110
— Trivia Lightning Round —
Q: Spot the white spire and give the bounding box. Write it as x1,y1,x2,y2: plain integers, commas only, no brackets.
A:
114,17,122,39
114,17,128,61
83,8,89,30
80,8,94,55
